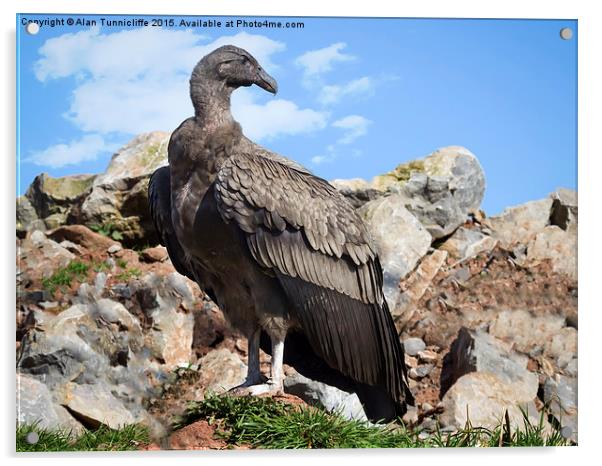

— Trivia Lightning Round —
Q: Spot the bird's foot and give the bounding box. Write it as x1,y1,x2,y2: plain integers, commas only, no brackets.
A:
228,373,267,395
229,380,283,397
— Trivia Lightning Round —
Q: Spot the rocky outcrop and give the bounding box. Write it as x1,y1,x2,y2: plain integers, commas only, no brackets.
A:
15,138,578,443
371,146,486,238
17,173,96,236
19,132,170,246
76,132,170,246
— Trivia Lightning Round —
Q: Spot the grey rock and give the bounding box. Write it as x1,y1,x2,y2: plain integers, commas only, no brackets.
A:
359,195,432,305
23,172,95,230
284,371,368,421
165,272,196,308
133,273,195,367
441,327,538,402
402,337,426,356
58,240,84,254
489,309,565,355
543,374,577,442
111,283,132,299
17,373,84,436
372,146,486,239
484,198,553,248
78,132,170,245
18,231,76,273
16,196,41,237
16,299,157,425
57,381,139,429
526,226,577,279
198,349,247,394
439,227,498,262
330,178,384,208
409,364,433,379
550,188,577,234
94,272,107,295
439,372,546,432
563,358,578,377
30,230,47,246
544,374,577,414
38,301,59,311
107,244,123,254
545,327,577,368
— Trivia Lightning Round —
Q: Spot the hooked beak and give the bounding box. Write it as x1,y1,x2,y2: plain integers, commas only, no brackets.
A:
254,66,278,95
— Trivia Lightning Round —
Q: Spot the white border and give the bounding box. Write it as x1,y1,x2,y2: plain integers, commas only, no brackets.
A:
3,1,600,465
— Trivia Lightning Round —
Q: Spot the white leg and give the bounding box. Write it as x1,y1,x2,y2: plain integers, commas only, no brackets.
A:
268,335,284,388
229,332,285,396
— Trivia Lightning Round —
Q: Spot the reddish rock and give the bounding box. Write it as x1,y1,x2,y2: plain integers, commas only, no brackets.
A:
168,420,227,450
141,246,168,263
47,225,119,252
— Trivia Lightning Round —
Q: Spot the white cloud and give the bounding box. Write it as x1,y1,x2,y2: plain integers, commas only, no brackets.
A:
295,42,355,77
35,28,284,82
319,76,373,105
310,115,371,166
35,29,290,136
232,89,328,141
332,115,371,144
26,134,114,168
311,154,331,165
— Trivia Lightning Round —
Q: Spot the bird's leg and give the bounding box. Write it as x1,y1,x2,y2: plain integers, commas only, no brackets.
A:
242,328,266,386
267,335,284,390
245,328,264,385
229,332,285,396
229,328,266,392
244,333,285,396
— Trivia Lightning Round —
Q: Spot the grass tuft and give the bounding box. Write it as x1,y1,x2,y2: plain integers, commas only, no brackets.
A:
177,395,572,449
41,260,90,296
115,267,142,282
16,422,149,452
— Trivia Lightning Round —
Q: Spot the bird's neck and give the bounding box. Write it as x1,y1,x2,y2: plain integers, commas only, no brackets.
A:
191,80,235,131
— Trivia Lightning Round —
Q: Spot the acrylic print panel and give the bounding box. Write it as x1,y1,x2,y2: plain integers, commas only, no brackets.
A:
16,14,577,451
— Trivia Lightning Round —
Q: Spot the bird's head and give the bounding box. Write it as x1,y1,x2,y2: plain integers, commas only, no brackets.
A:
191,45,278,96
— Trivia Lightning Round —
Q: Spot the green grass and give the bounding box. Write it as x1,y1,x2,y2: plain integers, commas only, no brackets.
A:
16,396,571,452
40,257,142,298
89,222,123,241
41,260,90,297
16,422,149,452
92,260,111,273
115,267,142,282
177,395,571,449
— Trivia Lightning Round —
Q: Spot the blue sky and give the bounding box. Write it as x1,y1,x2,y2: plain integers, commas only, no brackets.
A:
16,15,577,215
